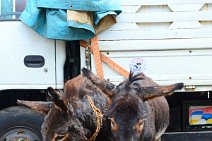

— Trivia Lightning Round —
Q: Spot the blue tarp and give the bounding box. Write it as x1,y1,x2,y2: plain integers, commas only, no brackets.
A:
1,0,26,20
1,0,13,19
36,0,122,12
20,0,122,40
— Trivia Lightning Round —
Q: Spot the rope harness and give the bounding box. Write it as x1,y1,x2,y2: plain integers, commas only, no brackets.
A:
86,95,103,141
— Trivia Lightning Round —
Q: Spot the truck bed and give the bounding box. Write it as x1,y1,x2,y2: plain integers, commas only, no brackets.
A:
91,0,212,92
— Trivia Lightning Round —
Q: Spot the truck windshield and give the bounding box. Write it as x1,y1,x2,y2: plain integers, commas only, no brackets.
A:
0,0,26,20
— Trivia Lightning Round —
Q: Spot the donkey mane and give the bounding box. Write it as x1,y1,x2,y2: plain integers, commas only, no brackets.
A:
128,72,144,85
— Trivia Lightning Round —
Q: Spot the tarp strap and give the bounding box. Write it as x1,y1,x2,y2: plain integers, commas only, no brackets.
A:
91,36,104,79
80,38,129,79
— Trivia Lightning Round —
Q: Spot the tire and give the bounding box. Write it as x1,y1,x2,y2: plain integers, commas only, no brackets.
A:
0,106,44,141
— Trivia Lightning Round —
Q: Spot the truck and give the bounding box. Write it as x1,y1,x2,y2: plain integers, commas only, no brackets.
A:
1,0,212,140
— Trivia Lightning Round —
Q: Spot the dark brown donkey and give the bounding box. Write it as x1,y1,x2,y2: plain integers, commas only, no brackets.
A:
18,68,183,141
18,69,115,141
83,70,184,141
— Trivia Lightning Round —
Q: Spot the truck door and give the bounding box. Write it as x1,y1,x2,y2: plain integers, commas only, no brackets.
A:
0,0,58,90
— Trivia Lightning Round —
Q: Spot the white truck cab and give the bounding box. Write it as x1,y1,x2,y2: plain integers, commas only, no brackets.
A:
0,21,66,90
0,1,82,140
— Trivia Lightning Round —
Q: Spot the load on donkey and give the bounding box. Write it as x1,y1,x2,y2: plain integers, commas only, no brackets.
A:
18,68,183,141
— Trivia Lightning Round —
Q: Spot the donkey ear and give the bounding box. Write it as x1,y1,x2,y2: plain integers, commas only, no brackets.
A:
17,100,52,115
47,87,68,113
143,83,184,100
82,68,115,97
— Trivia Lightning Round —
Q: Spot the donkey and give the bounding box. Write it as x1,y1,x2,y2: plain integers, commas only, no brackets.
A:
18,68,183,141
83,70,184,141
18,69,115,141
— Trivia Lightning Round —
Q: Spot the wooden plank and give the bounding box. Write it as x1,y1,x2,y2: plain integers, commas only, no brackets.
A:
98,29,212,40
95,49,212,89
168,21,202,29
103,76,212,91
121,6,139,13
104,75,212,82
209,4,212,10
120,0,142,6
121,0,212,6
116,12,212,23
109,23,140,30
98,38,212,51
102,49,212,57
105,76,212,84
168,4,204,11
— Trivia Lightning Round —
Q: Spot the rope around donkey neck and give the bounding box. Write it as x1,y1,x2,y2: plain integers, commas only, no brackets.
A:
86,95,103,141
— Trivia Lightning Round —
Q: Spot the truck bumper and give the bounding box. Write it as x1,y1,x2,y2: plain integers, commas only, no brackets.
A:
162,131,212,141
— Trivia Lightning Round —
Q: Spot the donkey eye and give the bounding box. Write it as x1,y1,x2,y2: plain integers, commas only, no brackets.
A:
54,133,65,141
133,119,144,133
110,118,115,128
138,120,144,127
110,117,118,132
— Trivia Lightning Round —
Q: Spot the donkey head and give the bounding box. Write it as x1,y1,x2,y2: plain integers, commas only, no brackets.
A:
41,87,88,141
106,72,184,141
18,87,87,141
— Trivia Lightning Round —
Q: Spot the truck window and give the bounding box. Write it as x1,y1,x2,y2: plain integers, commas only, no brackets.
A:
0,0,26,20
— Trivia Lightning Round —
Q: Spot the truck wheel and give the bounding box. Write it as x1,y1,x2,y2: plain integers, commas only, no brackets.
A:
0,106,44,141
